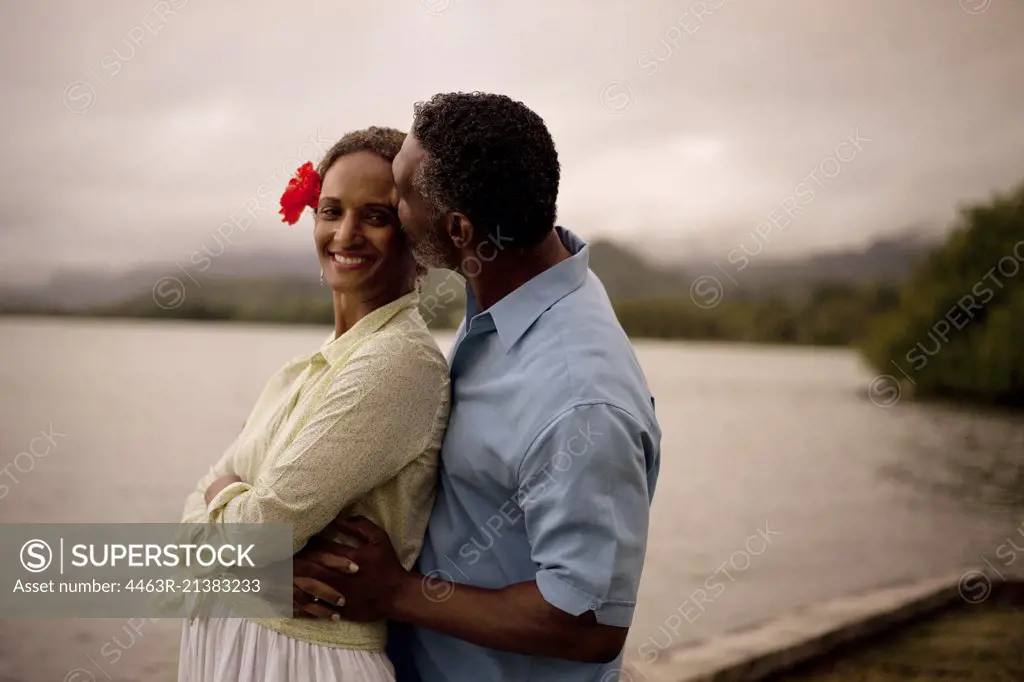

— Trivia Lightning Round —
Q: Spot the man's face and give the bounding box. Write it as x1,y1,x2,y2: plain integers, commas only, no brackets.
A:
393,134,454,270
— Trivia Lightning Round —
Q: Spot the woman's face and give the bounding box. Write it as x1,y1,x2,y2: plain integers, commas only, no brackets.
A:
313,151,414,297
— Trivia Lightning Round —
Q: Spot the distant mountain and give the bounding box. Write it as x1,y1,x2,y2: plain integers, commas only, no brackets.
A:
0,233,939,315
635,221,950,264
3,250,321,311
587,233,937,301
692,233,940,293
587,240,690,299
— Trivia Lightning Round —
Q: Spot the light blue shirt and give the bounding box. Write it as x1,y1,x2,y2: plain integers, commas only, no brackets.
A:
410,227,661,682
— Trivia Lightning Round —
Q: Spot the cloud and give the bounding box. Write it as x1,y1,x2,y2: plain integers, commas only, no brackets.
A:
2,0,1024,283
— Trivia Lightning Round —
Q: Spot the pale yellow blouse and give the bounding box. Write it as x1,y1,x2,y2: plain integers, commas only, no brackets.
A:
180,291,450,650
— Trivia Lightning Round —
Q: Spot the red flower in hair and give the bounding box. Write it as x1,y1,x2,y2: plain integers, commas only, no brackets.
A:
279,162,321,225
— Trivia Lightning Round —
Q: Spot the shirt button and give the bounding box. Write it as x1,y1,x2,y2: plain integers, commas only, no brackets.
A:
589,602,598,610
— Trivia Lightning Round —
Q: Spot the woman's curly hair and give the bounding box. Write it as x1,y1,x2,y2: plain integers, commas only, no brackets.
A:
316,126,406,178
411,92,561,249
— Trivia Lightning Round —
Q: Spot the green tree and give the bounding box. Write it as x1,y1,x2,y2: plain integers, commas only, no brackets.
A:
860,181,1024,406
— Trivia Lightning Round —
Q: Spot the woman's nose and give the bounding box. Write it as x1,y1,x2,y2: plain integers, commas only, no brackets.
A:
333,214,364,248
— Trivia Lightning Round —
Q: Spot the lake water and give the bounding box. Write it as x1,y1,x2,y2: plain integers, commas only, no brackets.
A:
1,317,1022,681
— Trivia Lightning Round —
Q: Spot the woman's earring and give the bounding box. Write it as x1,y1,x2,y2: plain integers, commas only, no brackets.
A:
319,269,325,286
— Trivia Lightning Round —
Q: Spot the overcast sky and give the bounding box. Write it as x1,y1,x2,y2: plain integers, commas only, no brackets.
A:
1,0,1022,285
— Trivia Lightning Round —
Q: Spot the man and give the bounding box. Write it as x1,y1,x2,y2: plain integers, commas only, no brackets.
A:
293,92,661,681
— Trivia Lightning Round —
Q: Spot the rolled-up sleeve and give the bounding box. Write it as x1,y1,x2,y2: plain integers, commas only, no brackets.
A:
518,403,655,628
206,337,448,554
181,432,245,524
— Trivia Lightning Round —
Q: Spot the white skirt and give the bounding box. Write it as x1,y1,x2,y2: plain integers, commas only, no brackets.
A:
178,618,395,682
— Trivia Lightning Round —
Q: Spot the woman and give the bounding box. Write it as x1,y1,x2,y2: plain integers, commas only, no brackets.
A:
177,127,450,681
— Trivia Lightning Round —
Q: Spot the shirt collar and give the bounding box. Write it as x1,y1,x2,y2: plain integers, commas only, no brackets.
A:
318,291,419,366
466,227,589,352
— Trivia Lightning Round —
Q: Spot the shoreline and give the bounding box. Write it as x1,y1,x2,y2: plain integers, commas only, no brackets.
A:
630,571,1024,682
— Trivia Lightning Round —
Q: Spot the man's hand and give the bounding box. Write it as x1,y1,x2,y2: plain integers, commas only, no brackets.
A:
204,475,242,505
293,516,413,622
291,516,628,663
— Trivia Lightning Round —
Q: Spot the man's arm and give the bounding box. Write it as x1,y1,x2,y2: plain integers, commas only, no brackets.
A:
295,520,625,663
401,575,627,662
403,577,626,659
296,402,658,664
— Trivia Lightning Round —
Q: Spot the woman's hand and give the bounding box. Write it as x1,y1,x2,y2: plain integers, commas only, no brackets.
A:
204,475,243,505
292,516,409,622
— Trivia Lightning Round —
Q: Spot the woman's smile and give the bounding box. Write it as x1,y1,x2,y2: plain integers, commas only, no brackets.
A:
325,249,375,271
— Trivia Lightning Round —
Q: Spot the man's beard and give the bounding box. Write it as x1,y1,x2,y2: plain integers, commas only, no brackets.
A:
410,218,453,270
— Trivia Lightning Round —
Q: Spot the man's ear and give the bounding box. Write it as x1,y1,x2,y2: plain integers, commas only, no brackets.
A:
446,212,474,249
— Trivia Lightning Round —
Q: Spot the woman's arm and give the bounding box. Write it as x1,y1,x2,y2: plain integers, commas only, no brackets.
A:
204,474,243,504
206,337,449,555
181,433,245,523
181,356,308,523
